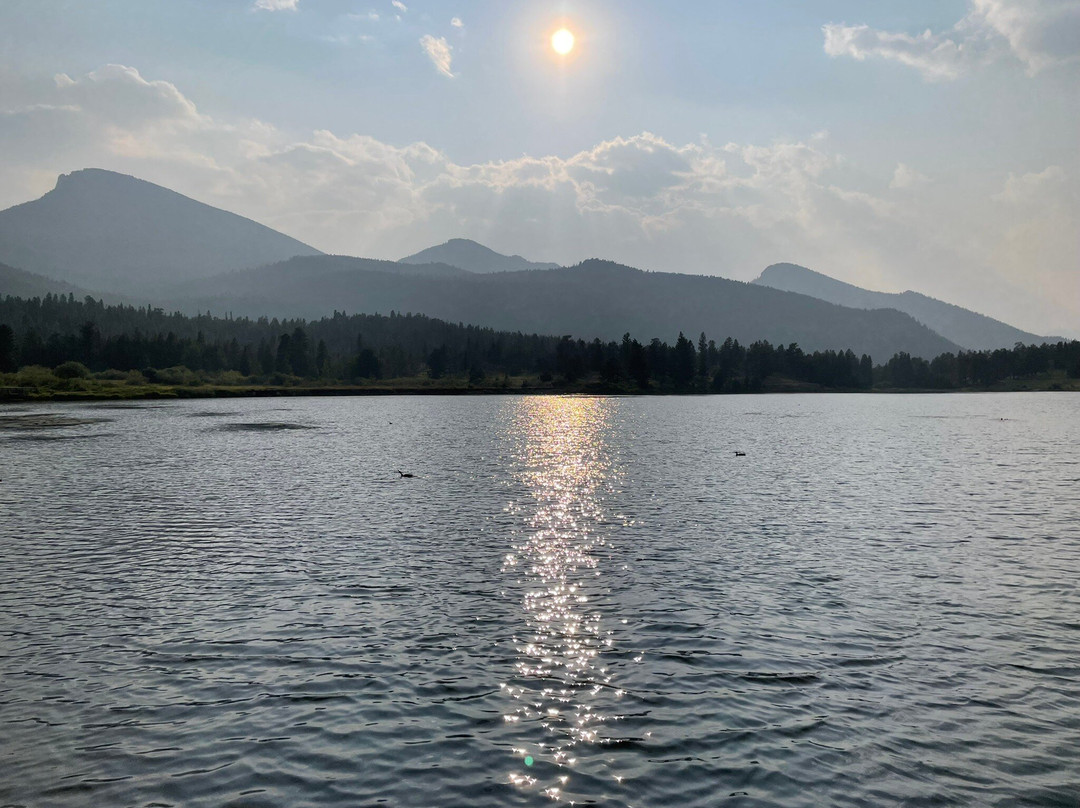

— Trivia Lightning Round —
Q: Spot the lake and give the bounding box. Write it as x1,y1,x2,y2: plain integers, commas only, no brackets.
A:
1,393,1078,807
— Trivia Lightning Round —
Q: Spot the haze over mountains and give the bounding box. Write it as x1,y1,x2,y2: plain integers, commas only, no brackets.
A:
0,168,1063,362
754,264,1059,351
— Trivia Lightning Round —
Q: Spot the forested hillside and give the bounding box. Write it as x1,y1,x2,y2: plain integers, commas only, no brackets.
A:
169,258,960,360
2,294,1077,395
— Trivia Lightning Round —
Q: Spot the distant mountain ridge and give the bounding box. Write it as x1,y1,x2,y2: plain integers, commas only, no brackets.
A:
399,238,560,273
0,169,989,361
0,169,321,296
753,263,1057,350
167,255,959,361
0,261,92,300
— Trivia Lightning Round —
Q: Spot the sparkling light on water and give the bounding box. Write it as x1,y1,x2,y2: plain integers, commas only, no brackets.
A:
501,396,626,798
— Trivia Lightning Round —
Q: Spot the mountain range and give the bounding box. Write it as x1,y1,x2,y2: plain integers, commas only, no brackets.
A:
167,254,958,360
0,168,1063,361
753,263,1058,350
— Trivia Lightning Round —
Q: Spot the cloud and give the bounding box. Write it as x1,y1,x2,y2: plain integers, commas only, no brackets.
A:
970,0,1080,72
824,0,1080,79
392,1,407,12
420,35,454,78
992,164,1067,203
890,163,931,189
253,0,299,11
823,23,973,81
451,17,464,29
1,64,1077,333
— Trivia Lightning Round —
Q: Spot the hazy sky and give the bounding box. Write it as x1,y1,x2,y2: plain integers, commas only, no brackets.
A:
1,0,1077,334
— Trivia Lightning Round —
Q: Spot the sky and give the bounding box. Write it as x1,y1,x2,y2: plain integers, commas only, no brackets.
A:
0,0,1077,335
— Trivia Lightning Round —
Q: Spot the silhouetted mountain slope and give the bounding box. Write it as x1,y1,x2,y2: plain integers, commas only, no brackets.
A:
0,261,92,299
753,263,1057,350
173,257,958,360
399,238,560,273
177,256,473,293
0,169,321,295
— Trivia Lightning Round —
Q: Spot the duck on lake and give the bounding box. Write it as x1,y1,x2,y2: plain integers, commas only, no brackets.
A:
396,470,416,478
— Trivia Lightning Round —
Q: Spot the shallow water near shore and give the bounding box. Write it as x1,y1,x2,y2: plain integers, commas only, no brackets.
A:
1,393,1078,807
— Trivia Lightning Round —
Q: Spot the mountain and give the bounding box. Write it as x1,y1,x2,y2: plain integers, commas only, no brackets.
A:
399,238,560,273
173,255,472,294
170,256,959,360
0,169,322,296
0,261,92,299
753,263,1058,350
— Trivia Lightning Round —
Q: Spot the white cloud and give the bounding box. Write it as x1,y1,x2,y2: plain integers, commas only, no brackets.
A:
823,23,973,81
253,0,299,11
970,0,1080,72
992,164,1067,203
890,163,931,189
451,17,464,29
420,35,454,78
1,64,1077,333
392,1,407,13
824,0,1080,79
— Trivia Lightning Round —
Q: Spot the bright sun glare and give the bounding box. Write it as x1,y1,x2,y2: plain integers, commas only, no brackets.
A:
551,28,575,56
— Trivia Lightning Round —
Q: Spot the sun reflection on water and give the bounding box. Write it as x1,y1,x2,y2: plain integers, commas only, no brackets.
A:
501,396,625,798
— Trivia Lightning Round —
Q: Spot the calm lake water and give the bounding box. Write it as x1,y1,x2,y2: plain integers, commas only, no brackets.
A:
1,393,1079,807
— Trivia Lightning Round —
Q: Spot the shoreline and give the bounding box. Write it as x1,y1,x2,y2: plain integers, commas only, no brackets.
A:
3,379,1077,403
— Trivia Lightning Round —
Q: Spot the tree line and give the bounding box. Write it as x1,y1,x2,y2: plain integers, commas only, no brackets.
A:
1,293,1077,391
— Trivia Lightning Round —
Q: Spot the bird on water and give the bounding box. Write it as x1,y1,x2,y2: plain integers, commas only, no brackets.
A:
396,470,415,478
734,451,746,457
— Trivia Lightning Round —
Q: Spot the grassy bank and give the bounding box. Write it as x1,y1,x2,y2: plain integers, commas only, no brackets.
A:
2,368,1077,403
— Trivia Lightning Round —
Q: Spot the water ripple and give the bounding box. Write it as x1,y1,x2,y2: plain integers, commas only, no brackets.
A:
0,393,1078,806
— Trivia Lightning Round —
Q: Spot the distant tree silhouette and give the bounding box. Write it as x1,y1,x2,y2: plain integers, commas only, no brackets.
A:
427,345,448,379
275,333,292,374
859,354,873,388
696,332,708,384
257,339,274,375
353,348,381,379
0,324,15,373
621,334,649,389
556,336,583,381
288,327,313,377
672,332,696,389
239,344,253,376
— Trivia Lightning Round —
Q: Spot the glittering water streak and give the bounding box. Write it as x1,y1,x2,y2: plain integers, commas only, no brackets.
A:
501,397,633,801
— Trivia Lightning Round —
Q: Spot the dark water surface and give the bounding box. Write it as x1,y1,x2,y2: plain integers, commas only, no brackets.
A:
2,394,1078,807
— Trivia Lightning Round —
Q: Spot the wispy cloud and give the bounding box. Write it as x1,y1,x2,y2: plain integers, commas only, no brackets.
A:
823,24,971,81
392,1,407,13
253,0,299,11
420,35,454,78
824,0,1080,80
451,17,464,29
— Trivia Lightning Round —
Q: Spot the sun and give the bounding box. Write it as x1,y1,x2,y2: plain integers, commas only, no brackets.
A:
551,28,575,56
